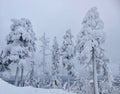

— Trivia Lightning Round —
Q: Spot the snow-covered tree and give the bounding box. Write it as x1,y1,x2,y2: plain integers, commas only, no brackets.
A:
0,50,9,72
51,37,61,88
39,32,49,75
24,61,36,87
39,32,50,87
61,29,75,91
96,48,112,94
113,65,120,88
113,75,120,88
5,18,36,86
70,76,86,94
76,7,111,94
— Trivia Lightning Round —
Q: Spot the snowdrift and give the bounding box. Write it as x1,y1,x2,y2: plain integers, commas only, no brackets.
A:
0,79,74,94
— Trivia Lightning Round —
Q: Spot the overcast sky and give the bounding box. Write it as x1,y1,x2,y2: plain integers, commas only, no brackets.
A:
0,0,120,75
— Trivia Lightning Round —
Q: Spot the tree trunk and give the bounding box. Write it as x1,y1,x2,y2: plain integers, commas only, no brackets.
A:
20,65,24,86
43,45,45,74
15,65,19,86
92,47,99,94
68,76,70,92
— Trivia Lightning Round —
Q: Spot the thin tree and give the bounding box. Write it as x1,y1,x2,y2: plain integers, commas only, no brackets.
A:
24,61,36,87
61,29,75,91
39,32,50,86
51,37,61,88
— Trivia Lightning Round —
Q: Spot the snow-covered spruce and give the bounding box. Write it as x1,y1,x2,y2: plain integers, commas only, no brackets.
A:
76,7,112,94
39,32,50,87
50,37,61,88
61,29,75,91
4,18,36,86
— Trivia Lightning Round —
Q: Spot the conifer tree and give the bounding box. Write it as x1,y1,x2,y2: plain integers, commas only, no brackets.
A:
61,29,75,91
5,18,36,86
76,7,111,94
51,37,61,88
39,32,49,75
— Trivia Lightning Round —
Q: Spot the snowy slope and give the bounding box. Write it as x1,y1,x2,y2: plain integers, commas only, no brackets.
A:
0,79,74,94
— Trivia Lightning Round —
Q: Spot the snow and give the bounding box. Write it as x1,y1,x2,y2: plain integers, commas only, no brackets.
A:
0,79,74,94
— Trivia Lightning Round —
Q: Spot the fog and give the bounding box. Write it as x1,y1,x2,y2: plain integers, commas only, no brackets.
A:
0,0,120,75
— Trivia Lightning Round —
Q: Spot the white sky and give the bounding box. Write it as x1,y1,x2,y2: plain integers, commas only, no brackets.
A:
0,0,120,75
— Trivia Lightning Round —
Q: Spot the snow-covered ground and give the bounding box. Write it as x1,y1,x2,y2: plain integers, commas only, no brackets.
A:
0,79,74,94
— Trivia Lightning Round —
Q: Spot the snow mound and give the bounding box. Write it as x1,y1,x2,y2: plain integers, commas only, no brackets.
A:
0,79,74,94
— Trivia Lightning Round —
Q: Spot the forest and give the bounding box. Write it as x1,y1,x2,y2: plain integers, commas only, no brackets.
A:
0,7,120,94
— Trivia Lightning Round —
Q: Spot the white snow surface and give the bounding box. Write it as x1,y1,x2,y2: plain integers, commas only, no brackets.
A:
0,79,74,94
